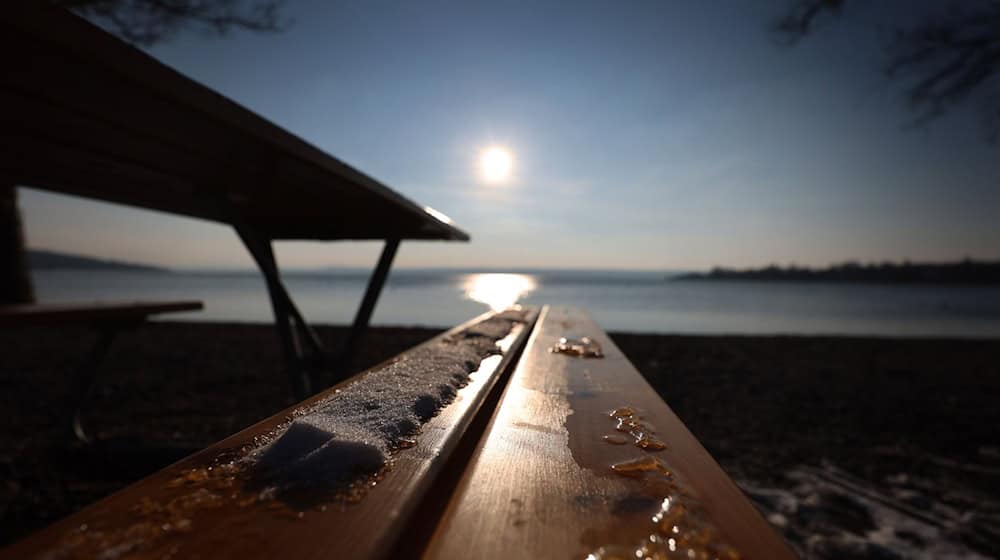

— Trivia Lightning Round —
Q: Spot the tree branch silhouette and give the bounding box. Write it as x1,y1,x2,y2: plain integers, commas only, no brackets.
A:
53,0,285,45
775,1,1000,141
773,0,844,45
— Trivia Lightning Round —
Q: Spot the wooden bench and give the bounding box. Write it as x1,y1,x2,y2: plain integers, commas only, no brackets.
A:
0,306,794,559
0,300,203,443
423,306,794,559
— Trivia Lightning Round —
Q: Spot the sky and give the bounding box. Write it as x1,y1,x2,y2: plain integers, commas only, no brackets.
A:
19,0,1000,270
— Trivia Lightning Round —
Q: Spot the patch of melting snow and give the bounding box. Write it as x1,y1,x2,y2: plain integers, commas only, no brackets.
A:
589,409,743,560
739,463,995,560
248,309,527,491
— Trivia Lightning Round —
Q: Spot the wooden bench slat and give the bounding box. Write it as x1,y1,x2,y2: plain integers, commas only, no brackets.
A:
1,308,538,560
0,299,205,443
423,306,795,560
0,300,204,326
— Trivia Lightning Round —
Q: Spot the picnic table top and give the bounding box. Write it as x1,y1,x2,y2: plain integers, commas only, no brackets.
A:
0,3,467,243
0,300,203,326
424,306,795,559
0,308,538,560
0,306,794,559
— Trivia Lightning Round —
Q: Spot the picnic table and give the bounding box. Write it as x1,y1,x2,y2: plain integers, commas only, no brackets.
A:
0,306,796,559
1,3,468,401
0,300,203,444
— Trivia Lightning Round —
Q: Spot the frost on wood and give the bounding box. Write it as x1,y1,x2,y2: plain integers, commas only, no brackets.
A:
249,309,527,489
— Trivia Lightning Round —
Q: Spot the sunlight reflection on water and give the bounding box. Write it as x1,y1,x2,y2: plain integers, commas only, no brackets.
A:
463,273,537,311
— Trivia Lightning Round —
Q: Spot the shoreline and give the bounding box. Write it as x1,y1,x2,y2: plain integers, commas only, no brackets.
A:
2,322,998,555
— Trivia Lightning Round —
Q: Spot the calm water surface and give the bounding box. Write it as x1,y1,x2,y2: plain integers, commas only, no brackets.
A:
32,269,1000,337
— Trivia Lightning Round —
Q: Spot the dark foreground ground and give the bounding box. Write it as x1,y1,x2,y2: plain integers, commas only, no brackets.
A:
1,322,998,557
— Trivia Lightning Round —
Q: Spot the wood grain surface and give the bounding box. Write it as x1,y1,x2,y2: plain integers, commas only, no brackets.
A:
2,306,795,559
0,309,537,560
423,306,796,560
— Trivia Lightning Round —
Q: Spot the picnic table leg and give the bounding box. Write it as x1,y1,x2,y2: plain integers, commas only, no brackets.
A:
276,287,325,362
328,238,399,385
235,227,314,400
66,326,117,444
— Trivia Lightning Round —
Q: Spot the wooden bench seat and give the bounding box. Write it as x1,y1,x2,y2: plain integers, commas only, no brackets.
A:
0,300,203,326
0,300,204,443
423,306,795,559
0,308,538,560
0,305,794,559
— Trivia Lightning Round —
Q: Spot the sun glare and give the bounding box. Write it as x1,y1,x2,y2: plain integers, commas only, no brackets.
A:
479,146,513,183
464,273,536,311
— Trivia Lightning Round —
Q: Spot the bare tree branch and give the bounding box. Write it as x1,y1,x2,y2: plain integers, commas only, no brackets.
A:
887,10,1000,131
52,0,285,45
773,0,844,45
774,1,1000,141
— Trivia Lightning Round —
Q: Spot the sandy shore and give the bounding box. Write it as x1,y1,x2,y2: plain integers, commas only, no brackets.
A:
2,322,998,557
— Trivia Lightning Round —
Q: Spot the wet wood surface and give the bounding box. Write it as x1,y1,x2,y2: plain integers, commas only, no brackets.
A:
0,309,537,560
423,306,796,559
2,306,795,559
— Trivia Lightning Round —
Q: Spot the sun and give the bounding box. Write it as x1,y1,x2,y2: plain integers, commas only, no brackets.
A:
479,146,513,184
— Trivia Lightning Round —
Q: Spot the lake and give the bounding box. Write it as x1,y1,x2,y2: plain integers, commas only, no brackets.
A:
32,268,1000,337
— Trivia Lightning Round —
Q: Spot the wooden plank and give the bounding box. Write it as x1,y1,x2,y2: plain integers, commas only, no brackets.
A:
0,301,203,326
0,5,468,242
423,306,796,560
0,86,447,240
0,308,538,560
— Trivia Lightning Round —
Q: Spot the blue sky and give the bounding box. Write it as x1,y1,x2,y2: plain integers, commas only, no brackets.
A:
20,0,1000,270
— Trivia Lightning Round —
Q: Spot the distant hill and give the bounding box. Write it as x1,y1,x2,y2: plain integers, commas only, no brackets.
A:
675,260,1000,285
28,249,167,272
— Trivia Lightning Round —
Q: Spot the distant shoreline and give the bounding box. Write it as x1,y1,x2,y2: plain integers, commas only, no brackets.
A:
27,249,167,273
675,259,1000,285
26,248,1000,286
